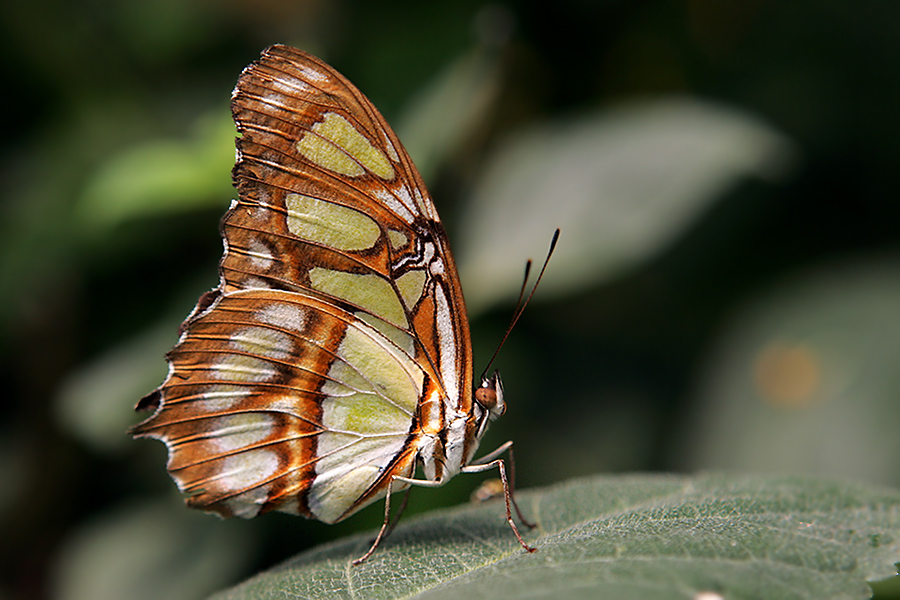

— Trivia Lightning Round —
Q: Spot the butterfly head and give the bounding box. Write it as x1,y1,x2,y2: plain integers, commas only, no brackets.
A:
475,370,506,420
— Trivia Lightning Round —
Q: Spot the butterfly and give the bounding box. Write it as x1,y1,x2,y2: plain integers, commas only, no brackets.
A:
131,44,537,564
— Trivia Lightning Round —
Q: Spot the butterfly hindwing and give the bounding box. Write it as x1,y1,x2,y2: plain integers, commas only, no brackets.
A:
134,288,431,521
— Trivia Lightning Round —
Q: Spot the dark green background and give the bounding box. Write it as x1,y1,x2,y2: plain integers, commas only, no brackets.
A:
2,1,899,598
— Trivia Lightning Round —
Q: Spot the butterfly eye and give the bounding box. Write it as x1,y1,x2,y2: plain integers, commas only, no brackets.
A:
474,386,498,410
475,371,506,417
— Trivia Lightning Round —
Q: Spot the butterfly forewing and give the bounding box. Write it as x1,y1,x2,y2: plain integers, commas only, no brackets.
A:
226,45,471,409
132,45,475,522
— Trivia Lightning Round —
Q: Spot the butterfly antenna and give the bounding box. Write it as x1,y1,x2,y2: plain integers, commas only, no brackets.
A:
480,229,560,381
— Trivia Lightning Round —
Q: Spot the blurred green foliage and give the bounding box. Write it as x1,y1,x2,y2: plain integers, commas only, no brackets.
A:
2,1,900,599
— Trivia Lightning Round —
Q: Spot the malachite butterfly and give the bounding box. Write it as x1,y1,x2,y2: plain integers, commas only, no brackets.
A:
131,44,536,564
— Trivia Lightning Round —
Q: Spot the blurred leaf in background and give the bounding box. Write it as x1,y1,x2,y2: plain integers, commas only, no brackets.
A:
51,500,257,600
54,321,174,453
675,258,900,485
456,97,796,314
75,112,236,233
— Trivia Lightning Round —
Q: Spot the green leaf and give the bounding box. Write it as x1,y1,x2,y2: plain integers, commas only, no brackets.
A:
210,473,900,599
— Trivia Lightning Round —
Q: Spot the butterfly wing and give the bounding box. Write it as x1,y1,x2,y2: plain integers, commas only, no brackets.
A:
131,45,473,522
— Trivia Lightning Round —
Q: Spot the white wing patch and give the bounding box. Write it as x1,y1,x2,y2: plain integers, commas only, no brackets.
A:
433,283,458,406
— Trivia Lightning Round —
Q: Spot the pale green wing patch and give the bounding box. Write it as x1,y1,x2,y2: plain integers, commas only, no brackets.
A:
395,269,427,310
297,112,396,180
308,268,408,328
284,194,381,252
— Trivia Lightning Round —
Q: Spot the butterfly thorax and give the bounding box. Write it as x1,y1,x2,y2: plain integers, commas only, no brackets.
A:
412,369,503,484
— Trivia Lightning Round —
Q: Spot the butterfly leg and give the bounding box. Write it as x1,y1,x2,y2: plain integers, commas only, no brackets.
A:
468,441,536,529
384,484,413,539
461,451,537,554
351,481,412,566
353,447,536,564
